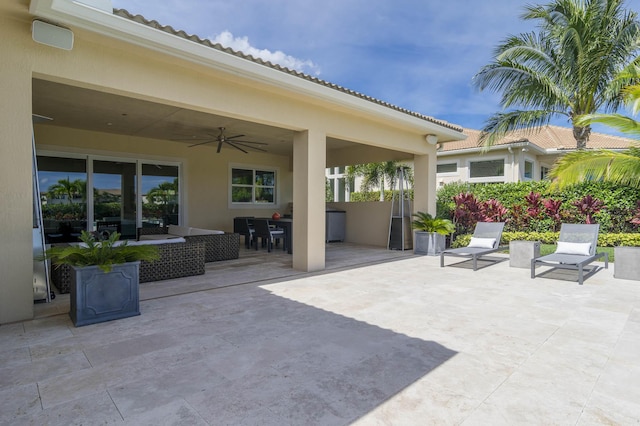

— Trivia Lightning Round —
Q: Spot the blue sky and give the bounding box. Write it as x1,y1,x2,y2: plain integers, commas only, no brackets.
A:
109,0,631,134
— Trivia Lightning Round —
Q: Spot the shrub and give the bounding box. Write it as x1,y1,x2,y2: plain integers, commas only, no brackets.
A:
452,231,640,248
437,181,640,234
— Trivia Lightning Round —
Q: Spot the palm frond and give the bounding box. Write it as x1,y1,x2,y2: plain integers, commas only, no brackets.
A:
478,109,559,149
549,149,640,189
575,113,640,137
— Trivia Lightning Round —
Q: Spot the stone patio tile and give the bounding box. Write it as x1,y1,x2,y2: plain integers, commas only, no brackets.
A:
122,399,208,426
352,379,480,425
108,358,229,418
580,389,640,425
0,351,90,387
7,391,121,426
0,346,31,369
0,383,41,424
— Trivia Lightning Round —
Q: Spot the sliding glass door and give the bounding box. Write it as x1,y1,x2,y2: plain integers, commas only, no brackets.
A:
36,156,87,243
36,153,180,241
141,163,179,228
93,160,137,240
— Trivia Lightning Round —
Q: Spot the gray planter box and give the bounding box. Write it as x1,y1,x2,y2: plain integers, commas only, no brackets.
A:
414,232,446,256
70,262,141,327
614,247,640,281
510,240,541,268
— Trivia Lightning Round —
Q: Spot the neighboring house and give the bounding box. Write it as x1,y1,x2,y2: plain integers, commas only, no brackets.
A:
1,0,464,323
436,126,636,186
327,125,637,199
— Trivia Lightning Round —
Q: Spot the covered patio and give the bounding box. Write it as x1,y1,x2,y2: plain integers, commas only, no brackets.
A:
3,246,638,424
1,0,467,324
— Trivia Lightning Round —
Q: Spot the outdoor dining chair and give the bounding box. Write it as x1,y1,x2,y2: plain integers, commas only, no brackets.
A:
440,222,506,271
531,223,608,285
252,219,285,252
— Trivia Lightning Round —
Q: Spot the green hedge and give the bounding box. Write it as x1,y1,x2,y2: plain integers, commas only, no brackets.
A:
452,231,640,248
437,181,640,234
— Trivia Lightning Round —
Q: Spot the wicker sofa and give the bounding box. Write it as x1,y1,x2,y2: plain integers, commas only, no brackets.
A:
50,238,206,293
137,225,240,263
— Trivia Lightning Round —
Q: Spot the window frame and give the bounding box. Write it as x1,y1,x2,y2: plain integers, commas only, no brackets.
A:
523,160,534,180
436,161,459,175
229,164,278,208
468,156,506,183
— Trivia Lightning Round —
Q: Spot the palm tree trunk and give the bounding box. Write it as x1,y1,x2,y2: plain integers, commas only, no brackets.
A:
573,125,591,149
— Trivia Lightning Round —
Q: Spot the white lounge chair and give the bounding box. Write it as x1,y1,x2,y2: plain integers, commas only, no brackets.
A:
440,222,506,271
531,223,608,285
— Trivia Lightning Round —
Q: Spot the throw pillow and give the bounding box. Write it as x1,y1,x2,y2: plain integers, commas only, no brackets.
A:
555,241,591,256
467,237,496,249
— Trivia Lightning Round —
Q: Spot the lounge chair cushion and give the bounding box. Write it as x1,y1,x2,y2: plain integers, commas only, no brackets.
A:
555,241,591,256
467,237,496,249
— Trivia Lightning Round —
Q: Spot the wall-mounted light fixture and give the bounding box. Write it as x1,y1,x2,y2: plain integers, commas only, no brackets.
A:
32,20,74,50
425,134,438,145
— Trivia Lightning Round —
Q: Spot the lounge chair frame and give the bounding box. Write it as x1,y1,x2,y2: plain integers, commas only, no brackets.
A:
531,223,608,285
440,222,506,271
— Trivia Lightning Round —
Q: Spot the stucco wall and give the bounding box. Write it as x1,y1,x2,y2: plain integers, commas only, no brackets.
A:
327,201,393,247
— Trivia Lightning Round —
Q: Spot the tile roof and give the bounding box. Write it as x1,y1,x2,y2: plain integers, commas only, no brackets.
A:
112,8,463,133
441,125,638,152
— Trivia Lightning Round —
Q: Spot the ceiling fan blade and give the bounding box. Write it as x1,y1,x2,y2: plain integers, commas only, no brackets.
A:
226,142,249,154
231,139,269,146
225,134,246,141
232,141,268,152
217,141,223,153
188,139,217,148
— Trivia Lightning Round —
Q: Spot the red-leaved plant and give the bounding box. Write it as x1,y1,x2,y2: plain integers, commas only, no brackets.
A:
572,195,604,224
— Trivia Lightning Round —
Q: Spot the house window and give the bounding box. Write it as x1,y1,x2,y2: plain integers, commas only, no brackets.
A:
540,166,550,180
231,167,276,204
325,166,349,202
524,161,534,179
437,163,457,174
469,159,504,178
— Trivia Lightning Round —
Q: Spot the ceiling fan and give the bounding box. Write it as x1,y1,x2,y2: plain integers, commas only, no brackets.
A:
174,127,268,154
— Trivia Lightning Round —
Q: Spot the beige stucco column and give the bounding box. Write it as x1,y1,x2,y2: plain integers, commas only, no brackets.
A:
292,129,326,271
0,58,35,323
413,152,437,215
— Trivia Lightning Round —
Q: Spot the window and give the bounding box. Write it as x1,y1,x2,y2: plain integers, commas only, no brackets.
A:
437,163,457,174
540,166,550,180
325,167,348,202
231,167,276,204
469,159,504,178
524,160,534,179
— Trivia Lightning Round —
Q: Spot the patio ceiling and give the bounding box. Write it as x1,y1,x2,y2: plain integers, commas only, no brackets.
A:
32,78,407,160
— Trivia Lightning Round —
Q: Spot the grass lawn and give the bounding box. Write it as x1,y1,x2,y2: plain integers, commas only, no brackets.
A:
501,244,615,261
539,244,615,262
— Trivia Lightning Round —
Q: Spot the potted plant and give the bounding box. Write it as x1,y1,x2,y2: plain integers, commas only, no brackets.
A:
43,231,159,326
412,212,455,256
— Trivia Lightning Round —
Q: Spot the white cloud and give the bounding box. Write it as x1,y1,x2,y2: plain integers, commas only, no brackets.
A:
211,31,321,76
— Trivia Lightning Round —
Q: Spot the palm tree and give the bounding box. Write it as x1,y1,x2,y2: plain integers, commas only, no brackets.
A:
346,162,413,201
48,178,85,204
550,83,640,188
473,0,640,149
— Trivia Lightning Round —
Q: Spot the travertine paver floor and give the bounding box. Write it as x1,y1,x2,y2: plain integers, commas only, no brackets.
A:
2,245,639,425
